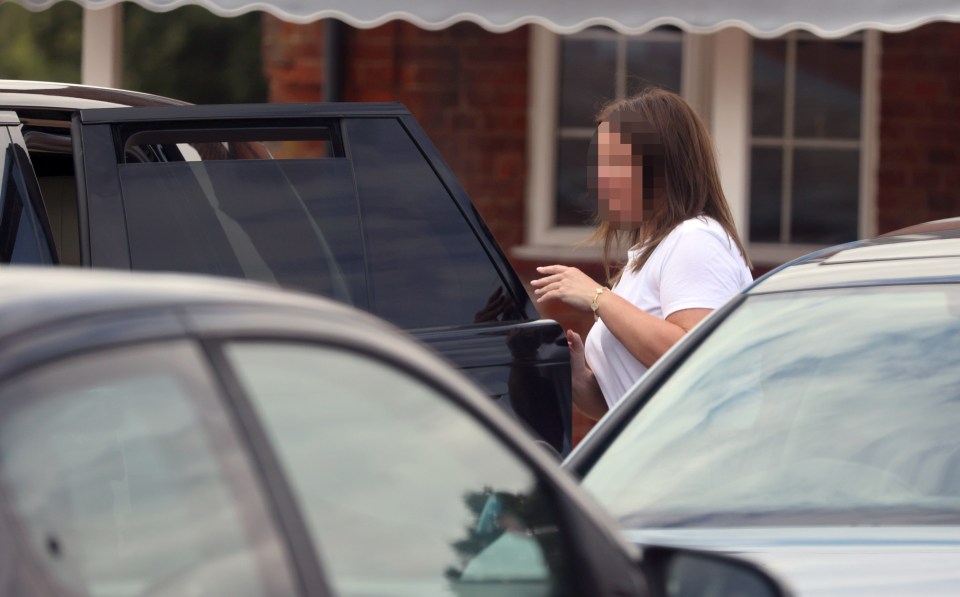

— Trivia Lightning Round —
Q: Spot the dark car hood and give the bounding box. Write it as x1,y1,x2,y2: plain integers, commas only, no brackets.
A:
624,526,960,596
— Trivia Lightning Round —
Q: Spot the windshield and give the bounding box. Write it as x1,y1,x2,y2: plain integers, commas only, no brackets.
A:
582,284,960,528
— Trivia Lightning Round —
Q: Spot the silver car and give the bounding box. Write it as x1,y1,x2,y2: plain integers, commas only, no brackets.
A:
567,220,960,596
0,267,784,597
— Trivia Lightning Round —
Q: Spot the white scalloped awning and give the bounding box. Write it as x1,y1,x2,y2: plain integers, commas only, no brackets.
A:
11,0,960,37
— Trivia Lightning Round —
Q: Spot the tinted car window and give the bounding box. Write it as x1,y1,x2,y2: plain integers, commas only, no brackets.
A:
226,341,574,596
0,140,55,265
0,341,297,597
347,118,519,328
117,128,366,308
583,285,960,528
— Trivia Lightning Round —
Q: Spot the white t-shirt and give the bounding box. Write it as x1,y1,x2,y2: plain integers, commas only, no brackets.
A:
584,216,752,408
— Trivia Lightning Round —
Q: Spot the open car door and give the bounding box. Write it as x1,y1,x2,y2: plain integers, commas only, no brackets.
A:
67,102,572,454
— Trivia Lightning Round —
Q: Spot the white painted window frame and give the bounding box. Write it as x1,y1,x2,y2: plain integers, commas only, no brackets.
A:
521,26,702,260
519,26,879,268
746,30,880,265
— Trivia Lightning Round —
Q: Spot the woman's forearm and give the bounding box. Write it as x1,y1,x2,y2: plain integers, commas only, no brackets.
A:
595,291,686,368
572,368,608,420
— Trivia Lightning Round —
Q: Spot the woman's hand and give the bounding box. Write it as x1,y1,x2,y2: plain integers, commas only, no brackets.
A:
531,265,603,312
566,329,593,396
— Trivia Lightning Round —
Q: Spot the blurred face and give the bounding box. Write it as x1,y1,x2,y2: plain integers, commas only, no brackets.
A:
593,121,644,228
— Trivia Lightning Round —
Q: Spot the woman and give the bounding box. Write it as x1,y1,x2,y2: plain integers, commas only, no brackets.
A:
531,88,752,419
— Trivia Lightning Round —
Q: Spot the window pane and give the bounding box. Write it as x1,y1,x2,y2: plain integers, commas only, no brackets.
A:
0,144,55,265
751,40,787,137
791,149,859,244
0,342,294,596
794,40,862,139
9,198,47,263
119,158,366,307
27,149,80,265
748,147,783,243
554,30,683,230
558,38,617,128
625,39,682,96
228,342,575,597
555,137,594,227
123,127,330,162
347,118,519,329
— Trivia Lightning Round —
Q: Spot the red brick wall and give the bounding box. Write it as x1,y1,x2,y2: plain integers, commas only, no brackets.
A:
262,17,529,251
878,23,960,233
262,19,326,103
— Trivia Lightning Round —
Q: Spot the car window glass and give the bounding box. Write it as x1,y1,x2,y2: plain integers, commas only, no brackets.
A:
226,341,575,597
21,127,82,266
583,285,960,527
0,139,55,265
0,341,297,597
346,118,522,328
116,127,366,309
121,127,333,163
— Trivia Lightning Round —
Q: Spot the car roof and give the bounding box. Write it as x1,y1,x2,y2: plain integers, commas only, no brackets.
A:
748,221,960,294
0,266,517,423
0,266,617,523
0,266,377,340
0,80,409,122
0,79,186,112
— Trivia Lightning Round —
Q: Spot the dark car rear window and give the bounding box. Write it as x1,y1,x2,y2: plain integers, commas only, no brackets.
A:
119,157,366,307
346,118,513,329
115,118,519,329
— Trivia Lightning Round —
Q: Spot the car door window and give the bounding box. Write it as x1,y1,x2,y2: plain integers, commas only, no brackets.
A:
0,136,56,265
346,118,522,329
0,341,297,597
115,125,366,308
225,341,575,597
21,128,81,266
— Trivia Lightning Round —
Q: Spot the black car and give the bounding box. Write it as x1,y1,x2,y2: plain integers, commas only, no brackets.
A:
566,220,960,595
0,80,571,454
0,267,786,597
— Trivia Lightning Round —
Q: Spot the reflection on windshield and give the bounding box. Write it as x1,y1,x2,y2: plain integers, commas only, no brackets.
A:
583,285,960,527
448,488,553,584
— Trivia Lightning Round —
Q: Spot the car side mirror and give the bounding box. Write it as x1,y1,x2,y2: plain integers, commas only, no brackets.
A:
642,546,789,597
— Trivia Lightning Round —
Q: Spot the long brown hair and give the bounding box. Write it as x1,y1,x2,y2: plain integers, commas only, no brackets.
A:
591,87,751,284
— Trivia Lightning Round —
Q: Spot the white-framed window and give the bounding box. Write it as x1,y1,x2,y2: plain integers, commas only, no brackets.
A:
523,26,701,255
521,27,878,268
747,31,879,263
